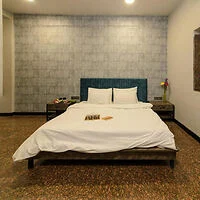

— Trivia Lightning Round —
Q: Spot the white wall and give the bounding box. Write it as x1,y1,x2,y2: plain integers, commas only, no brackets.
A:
0,0,3,97
168,0,200,137
0,10,15,113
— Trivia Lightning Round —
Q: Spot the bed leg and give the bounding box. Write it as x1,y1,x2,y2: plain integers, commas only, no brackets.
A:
28,158,34,169
170,160,175,169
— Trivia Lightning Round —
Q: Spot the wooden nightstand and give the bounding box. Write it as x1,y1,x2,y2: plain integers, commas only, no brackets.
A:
46,101,75,121
150,101,175,120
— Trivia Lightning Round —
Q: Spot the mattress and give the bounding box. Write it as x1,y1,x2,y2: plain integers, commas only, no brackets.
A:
13,102,176,162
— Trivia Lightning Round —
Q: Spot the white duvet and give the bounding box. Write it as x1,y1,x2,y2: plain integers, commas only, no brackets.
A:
13,102,176,162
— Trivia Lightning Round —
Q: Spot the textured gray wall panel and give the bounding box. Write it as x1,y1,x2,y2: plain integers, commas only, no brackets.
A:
15,15,167,112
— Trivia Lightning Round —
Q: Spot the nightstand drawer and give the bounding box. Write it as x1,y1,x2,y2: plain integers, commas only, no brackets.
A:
46,104,57,111
152,104,174,111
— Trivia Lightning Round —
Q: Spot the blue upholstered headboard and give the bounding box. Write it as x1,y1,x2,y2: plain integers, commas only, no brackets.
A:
80,78,148,102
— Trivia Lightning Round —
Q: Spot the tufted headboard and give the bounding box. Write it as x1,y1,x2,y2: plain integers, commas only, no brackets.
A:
80,78,148,102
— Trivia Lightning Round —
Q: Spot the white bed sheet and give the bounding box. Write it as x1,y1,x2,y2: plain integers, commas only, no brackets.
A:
13,102,177,162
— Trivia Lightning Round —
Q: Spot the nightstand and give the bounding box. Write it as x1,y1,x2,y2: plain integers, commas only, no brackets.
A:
46,101,75,121
150,101,175,120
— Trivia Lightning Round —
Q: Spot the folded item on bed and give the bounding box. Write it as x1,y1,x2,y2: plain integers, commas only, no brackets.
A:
85,114,100,120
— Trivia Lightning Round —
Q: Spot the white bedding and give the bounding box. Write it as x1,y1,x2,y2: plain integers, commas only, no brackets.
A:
13,102,177,162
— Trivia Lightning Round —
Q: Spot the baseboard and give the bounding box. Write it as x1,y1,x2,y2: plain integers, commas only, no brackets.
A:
0,112,46,116
174,119,200,143
0,113,14,116
14,112,46,115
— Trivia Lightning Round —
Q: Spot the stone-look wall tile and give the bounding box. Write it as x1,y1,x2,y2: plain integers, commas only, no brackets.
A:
15,15,167,112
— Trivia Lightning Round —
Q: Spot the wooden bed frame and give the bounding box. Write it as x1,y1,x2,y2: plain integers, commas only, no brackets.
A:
28,148,177,169
27,78,178,169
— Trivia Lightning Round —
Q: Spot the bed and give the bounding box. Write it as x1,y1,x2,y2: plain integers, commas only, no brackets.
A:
13,78,178,169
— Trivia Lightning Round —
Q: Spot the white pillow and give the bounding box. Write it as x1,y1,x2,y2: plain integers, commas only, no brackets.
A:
113,87,138,104
87,88,112,104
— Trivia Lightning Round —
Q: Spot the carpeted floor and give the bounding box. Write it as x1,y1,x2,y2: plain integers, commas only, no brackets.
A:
0,115,199,200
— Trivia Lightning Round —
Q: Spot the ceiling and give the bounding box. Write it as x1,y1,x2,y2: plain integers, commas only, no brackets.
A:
3,0,183,16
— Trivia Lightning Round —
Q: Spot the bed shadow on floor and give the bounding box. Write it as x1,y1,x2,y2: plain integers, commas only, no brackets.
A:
39,159,171,167
11,159,186,190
